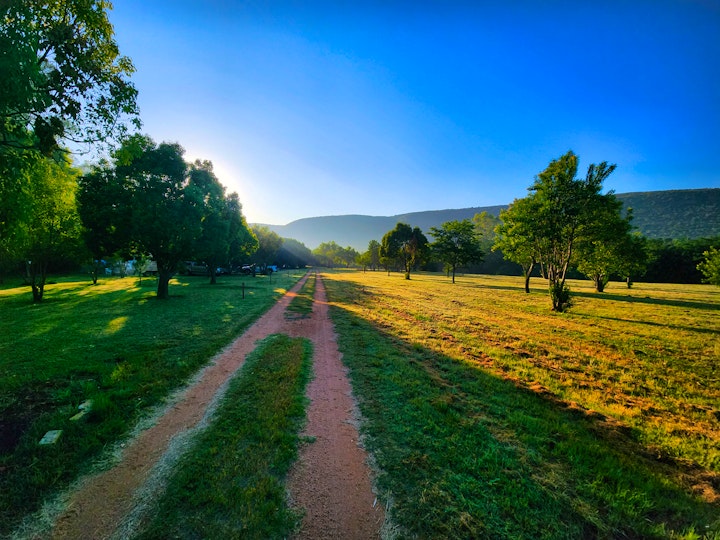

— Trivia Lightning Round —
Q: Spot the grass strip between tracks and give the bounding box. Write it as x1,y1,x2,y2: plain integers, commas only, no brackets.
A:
134,333,312,539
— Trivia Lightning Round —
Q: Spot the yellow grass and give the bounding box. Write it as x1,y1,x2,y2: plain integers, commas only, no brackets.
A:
324,270,720,471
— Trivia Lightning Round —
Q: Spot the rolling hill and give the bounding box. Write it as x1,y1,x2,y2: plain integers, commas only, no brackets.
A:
259,189,720,251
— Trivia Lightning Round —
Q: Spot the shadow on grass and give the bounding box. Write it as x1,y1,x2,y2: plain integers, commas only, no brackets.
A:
571,290,720,311
326,282,719,539
578,312,720,335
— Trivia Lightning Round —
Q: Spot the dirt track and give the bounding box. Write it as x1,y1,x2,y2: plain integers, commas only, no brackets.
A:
46,273,384,539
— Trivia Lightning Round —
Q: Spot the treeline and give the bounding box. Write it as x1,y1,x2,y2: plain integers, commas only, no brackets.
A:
313,151,720,312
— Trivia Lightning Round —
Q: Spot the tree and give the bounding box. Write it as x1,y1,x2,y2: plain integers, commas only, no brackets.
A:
0,0,139,154
429,219,484,283
226,192,258,269
23,155,84,302
108,135,202,299
494,196,543,293
251,226,282,272
472,211,501,252
358,239,381,271
312,241,358,268
276,238,314,268
380,223,429,280
496,151,619,311
187,161,254,284
0,148,35,281
575,201,636,292
77,164,132,284
698,247,720,286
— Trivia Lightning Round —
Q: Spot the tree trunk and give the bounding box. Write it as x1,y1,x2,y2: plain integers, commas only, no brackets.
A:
209,267,217,285
29,261,47,303
522,261,535,293
156,269,172,299
594,275,605,293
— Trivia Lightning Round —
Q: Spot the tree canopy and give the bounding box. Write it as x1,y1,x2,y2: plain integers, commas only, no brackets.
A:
429,219,483,283
380,222,429,279
495,150,624,310
0,0,139,154
79,135,254,298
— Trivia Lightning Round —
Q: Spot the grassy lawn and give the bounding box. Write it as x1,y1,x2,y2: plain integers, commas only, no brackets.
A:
134,334,312,539
0,270,304,536
323,270,720,539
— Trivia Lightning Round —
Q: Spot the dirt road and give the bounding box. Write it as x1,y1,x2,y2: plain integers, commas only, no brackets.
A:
44,273,384,539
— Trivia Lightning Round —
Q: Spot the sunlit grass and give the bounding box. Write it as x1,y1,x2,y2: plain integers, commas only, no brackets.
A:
323,270,720,538
0,271,303,536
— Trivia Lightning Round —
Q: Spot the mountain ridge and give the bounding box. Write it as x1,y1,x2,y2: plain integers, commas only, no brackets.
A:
256,188,720,251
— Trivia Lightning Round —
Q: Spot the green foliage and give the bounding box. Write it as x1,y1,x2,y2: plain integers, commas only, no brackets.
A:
0,272,304,535
472,210,501,251
643,237,720,284
698,247,720,286
380,222,429,279
188,161,257,283
14,154,85,301
276,237,315,268
496,151,622,310
80,135,246,298
575,199,639,292
312,240,358,267
0,0,139,154
136,334,311,539
429,219,484,283
251,225,283,268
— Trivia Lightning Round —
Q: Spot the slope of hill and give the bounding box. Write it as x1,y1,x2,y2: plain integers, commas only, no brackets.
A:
259,189,719,251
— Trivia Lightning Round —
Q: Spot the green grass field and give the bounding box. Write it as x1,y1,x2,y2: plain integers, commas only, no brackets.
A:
2,268,718,538
322,270,720,539
0,270,304,536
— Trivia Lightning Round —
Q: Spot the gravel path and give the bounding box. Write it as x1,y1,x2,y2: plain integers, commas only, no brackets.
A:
44,273,383,539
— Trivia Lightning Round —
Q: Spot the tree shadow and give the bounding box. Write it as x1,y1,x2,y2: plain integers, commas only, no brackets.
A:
325,284,719,538
571,290,720,311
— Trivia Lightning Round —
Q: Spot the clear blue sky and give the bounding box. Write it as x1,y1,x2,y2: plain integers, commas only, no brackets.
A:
106,1,720,225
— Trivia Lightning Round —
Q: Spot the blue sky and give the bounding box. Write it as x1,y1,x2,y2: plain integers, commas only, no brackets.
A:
106,1,720,225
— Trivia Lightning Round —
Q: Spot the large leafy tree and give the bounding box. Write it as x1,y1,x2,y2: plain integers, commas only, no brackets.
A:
496,151,619,311
80,135,204,298
494,196,544,293
119,137,203,299
188,161,256,284
380,222,429,280
24,155,84,302
575,201,637,292
0,0,139,154
429,219,484,283
251,226,282,272
77,164,132,284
